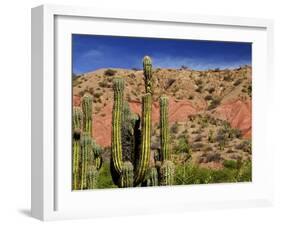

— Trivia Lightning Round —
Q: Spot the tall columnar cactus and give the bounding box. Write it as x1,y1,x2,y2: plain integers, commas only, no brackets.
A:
80,134,91,189
111,77,124,176
111,56,152,187
160,96,170,161
159,95,175,186
72,107,83,190
82,94,93,135
134,93,152,186
72,93,103,190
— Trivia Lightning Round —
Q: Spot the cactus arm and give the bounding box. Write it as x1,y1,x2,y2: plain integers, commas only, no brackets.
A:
111,78,124,174
134,93,152,186
160,96,170,161
82,94,93,135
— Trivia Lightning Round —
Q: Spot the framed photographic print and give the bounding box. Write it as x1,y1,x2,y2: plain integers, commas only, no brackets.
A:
31,4,274,221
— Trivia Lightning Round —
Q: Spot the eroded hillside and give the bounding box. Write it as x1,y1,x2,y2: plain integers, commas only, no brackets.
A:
73,66,251,168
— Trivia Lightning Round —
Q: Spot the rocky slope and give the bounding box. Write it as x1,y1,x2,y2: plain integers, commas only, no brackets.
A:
73,66,252,167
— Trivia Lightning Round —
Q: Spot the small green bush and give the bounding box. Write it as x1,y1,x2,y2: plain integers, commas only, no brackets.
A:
104,69,117,76
223,159,238,169
96,162,118,189
174,161,252,185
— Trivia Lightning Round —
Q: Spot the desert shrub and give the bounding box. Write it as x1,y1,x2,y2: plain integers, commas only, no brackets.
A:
195,79,203,86
170,122,179,134
223,73,232,81
165,78,176,89
230,128,242,139
204,95,213,101
195,85,203,93
234,79,242,86
104,69,117,76
191,142,204,151
188,95,194,100
193,135,202,142
128,73,135,79
235,140,251,153
174,161,251,185
93,92,102,99
175,164,212,185
99,80,108,88
78,90,85,96
223,159,238,169
205,152,221,163
176,137,191,155
208,87,215,94
96,162,118,189
248,84,252,97
208,97,221,110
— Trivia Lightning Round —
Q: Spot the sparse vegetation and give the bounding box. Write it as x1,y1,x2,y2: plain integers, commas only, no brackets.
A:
72,55,252,189
104,69,117,76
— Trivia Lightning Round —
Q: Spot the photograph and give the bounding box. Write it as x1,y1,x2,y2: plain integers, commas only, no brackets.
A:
71,34,252,190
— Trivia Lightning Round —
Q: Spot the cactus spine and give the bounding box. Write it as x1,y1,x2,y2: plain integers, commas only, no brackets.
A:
111,56,152,187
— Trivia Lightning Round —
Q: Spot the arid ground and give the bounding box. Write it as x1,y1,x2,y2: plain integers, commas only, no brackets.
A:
73,66,252,172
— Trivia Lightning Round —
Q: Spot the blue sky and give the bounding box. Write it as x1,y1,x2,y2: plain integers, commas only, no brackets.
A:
72,34,252,75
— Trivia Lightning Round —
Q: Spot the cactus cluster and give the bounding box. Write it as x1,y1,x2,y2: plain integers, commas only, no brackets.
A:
72,55,175,189
111,57,152,187
72,94,103,190
110,56,175,188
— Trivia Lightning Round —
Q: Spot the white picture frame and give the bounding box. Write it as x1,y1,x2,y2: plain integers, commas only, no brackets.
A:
31,4,274,221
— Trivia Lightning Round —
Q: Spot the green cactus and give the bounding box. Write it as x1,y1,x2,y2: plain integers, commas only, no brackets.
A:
82,94,93,134
80,133,91,189
87,165,98,189
143,56,153,94
160,95,170,161
72,107,82,190
146,167,159,186
111,77,124,176
111,56,152,187
72,92,103,190
134,93,152,186
159,160,175,186
119,161,134,188
158,95,175,186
